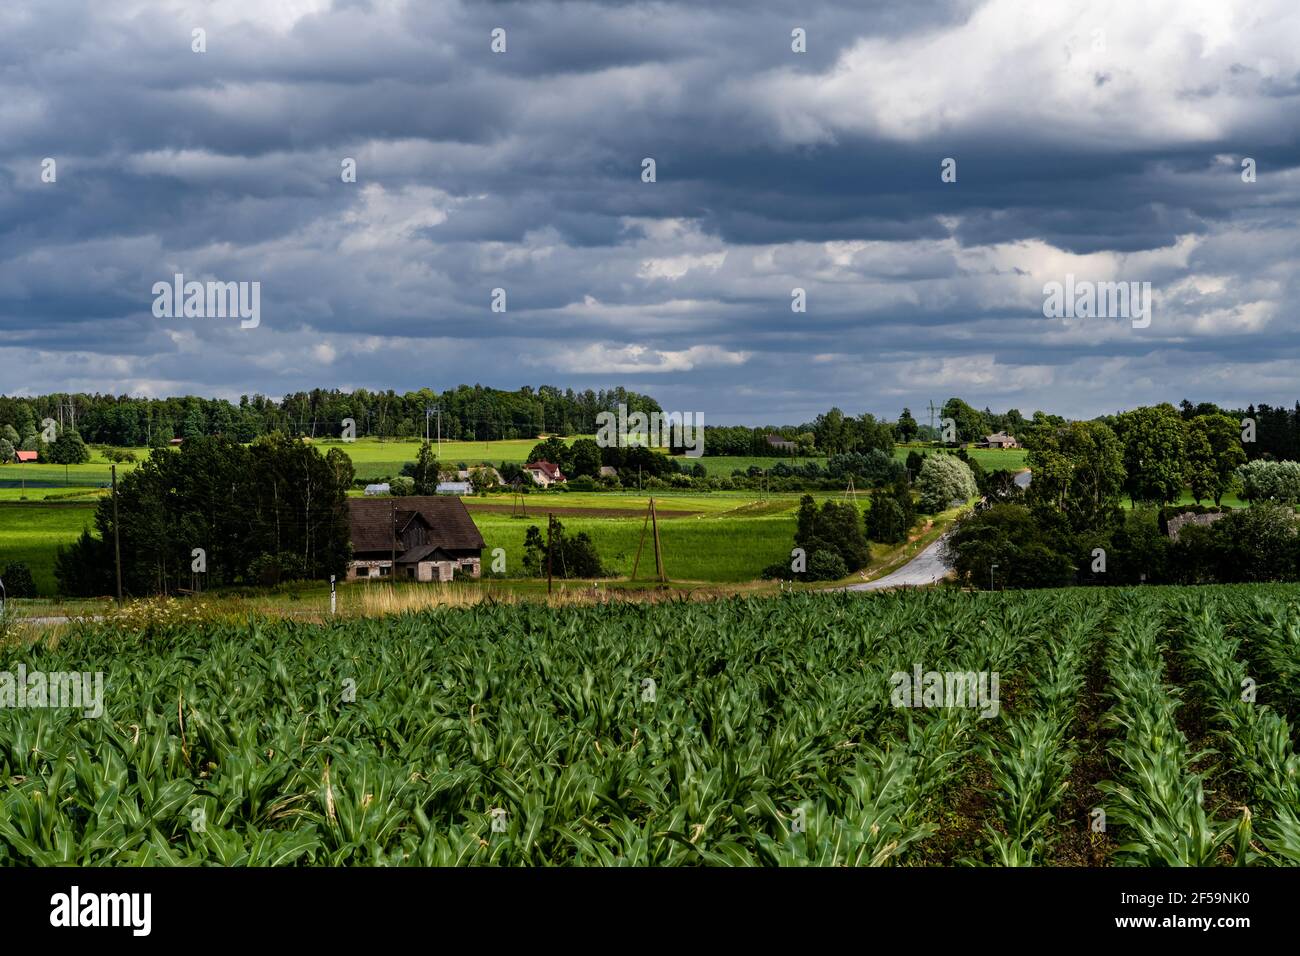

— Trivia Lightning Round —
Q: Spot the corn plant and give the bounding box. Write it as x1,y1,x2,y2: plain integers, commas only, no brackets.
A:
973,603,1101,865
1176,598,1300,864
3,586,1296,866
1097,597,1248,866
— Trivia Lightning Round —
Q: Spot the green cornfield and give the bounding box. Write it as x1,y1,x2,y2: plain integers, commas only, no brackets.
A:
2,585,1299,865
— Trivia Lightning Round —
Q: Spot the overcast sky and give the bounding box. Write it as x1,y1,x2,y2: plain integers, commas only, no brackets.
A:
1,0,1298,424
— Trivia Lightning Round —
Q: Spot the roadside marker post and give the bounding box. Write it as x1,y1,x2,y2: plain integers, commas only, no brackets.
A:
330,575,337,617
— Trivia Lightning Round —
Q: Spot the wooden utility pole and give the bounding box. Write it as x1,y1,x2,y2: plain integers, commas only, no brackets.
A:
631,497,667,585
631,501,651,581
546,513,555,594
111,465,123,606
390,498,397,577
649,497,665,584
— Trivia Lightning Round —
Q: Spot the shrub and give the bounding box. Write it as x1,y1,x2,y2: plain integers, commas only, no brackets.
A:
867,482,915,544
1238,459,1300,504
468,468,498,495
916,455,978,513
247,552,310,587
905,450,925,480
1107,509,1171,584
794,495,870,573
978,469,1024,503
1211,502,1299,582
941,504,1075,590
55,529,114,597
826,450,904,487
522,520,606,578
0,562,37,598
806,549,849,581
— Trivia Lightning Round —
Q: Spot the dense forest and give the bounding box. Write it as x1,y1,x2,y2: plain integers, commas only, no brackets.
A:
0,385,662,447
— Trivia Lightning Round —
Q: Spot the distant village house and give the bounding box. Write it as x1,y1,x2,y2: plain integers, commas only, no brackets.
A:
977,432,1020,449
524,461,566,487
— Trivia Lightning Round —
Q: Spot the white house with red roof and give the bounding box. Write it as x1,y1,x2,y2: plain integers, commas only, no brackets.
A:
524,460,566,487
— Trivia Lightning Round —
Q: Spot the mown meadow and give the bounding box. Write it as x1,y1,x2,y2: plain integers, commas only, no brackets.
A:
1,585,1297,865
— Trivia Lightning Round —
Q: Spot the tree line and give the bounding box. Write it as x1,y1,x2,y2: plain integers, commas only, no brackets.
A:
943,404,1300,589
55,435,353,596
0,385,661,449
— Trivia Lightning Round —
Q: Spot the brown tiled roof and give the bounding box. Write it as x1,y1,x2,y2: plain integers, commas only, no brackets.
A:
348,496,486,554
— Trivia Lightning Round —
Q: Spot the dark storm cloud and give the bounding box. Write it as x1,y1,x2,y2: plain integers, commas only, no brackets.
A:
1,0,1299,422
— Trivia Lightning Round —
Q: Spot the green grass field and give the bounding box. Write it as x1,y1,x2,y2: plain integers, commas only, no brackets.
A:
0,493,823,595
473,510,795,582
0,460,129,486
0,502,97,595
324,437,548,481
465,490,800,514
0,437,1029,488
0,487,104,502
0,436,561,487
680,455,826,476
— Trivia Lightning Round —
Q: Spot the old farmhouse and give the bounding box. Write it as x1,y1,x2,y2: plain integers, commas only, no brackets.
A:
978,431,1020,449
347,495,486,582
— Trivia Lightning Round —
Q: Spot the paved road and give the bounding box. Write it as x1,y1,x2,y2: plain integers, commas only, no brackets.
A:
843,534,952,591
844,468,1030,593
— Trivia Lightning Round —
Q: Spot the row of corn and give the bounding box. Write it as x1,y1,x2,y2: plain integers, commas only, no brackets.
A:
975,602,1104,864
1175,597,1300,864
1097,596,1251,865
